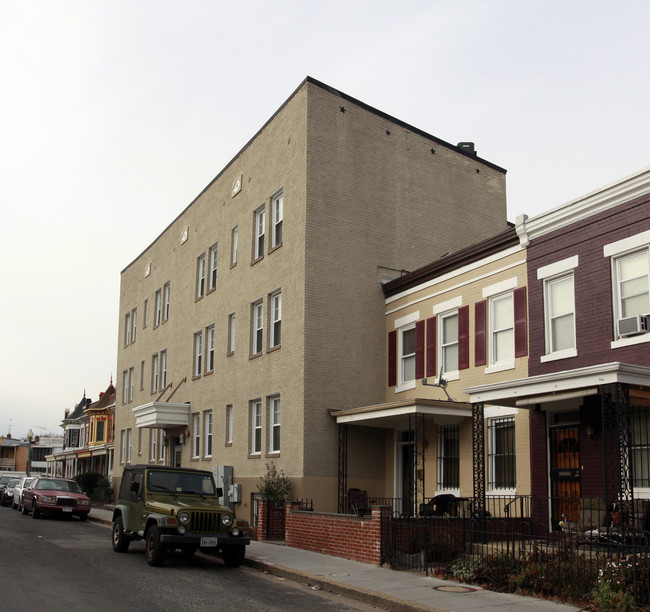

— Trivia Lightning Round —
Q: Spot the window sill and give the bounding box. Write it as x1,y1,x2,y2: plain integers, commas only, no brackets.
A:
484,361,515,375
611,333,650,349
487,489,516,496
248,453,262,459
395,380,417,393
541,348,577,363
266,452,280,458
266,344,281,354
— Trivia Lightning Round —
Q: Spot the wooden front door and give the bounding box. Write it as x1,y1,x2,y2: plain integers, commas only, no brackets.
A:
549,425,581,529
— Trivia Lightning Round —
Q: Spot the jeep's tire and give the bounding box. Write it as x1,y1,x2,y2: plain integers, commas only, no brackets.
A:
32,501,40,519
112,516,130,552
222,545,246,567
145,525,166,566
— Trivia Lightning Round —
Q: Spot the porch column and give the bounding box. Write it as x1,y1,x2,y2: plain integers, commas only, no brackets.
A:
472,402,486,513
409,413,426,515
337,424,348,514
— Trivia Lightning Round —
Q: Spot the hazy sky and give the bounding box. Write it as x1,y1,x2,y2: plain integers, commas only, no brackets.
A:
2,0,649,439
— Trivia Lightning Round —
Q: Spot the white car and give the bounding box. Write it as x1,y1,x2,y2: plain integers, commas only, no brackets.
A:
12,476,36,511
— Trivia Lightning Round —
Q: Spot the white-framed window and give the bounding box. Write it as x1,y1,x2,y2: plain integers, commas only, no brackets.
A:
124,312,131,346
204,410,213,457
158,429,165,462
126,428,132,463
231,225,238,266
192,412,200,458
227,313,236,355
208,242,218,291
437,424,459,492
252,300,263,355
122,370,128,404
140,360,145,390
439,310,459,375
254,205,265,260
193,331,203,377
154,289,162,327
489,292,514,366
150,428,157,461
251,400,262,455
160,349,167,389
270,290,282,348
271,190,283,248
163,282,170,321
128,367,134,402
631,405,650,493
143,298,148,328
544,274,576,355
131,307,137,343
269,396,280,453
226,404,233,445
399,325,416,384
151,353,159,392
196,253,206,299
120,429,126,463
488,416,516,492
206,325,215,372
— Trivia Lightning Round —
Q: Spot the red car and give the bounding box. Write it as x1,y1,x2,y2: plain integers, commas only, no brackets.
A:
21,477,91,521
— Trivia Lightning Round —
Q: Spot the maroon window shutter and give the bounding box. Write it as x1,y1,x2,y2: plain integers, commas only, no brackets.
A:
475,300,487,366
415,320,425,381
458,305,470,370
425,317,437,377
388,330,397,387
514,287,528,357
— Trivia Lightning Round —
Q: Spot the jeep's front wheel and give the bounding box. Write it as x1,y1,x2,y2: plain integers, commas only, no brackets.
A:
222,545,246,567
112,516,130,553
145,525,166,566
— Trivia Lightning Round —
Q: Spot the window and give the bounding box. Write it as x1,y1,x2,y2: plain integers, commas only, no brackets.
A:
490,293,514,365
120,430,126,463
192,413,200,457
126,428,132,463
251,400,262,454
193,331,203,377
271,191,283,248
437,424,459,491
227,313,236,355
150,429,157,461
440,311,459,374
128,367,134,402
231,225,238,266
131,308,137,342
163,282,170,321
614,250,650,321
400,325,416,384
196,253,206,299
158,429,165,461
488,417,516,491
269,396,280,453
204,410,213,457
151,353,159,392
140,361,145,390
122,370,128,404
124,312,131,346
206,325,215,372
208,242,218,291
631,405,650,490
154,289,162,327
96,420,105,443
270,291,282,348
160,349,167,389
226,404,233,445
544,274,576,354
252,300,263,355
143,298,148,328
254,205,265,260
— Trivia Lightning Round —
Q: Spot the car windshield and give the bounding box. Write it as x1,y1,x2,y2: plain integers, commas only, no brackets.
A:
0,476,13,485
35,479,82,493
148,471,216,495
8,479,20,486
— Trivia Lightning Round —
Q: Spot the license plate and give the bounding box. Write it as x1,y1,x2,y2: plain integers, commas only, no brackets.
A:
62,507,72,513
200,537,218,547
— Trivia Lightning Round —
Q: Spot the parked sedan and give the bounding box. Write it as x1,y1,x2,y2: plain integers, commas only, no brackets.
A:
21,477,91,520
1,478,21,506
12,476,36,510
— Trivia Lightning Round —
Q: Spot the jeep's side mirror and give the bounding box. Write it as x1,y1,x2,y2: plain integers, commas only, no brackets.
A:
130,481,140,494
216,487,223,498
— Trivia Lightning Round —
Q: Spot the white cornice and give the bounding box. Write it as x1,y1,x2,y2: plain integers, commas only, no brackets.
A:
516,167,650,246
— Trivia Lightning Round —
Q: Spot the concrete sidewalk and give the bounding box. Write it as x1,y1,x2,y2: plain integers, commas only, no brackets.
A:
89,506,580,612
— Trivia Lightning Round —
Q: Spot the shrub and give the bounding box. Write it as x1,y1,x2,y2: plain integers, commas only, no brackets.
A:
257,462,291,502
74,472,114,503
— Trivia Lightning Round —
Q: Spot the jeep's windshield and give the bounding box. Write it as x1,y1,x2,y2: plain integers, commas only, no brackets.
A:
147,471,216,495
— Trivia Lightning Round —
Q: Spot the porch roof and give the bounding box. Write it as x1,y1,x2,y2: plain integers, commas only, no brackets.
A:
463,361,650,407
329,398,471,428
132,401,190,428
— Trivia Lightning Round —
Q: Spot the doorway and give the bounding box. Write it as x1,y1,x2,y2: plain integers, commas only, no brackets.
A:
549,424,581,529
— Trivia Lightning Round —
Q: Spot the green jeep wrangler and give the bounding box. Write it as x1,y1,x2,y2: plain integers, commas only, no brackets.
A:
112,465,250,567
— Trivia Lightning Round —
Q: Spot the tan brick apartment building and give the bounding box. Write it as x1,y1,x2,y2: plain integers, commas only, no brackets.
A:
115,77,509,520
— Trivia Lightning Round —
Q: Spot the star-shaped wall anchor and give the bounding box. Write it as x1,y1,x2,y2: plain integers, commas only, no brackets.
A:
340,106,345,113
385,129,391,136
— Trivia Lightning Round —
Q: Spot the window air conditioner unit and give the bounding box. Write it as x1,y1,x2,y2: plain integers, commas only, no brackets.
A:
618,314,650,337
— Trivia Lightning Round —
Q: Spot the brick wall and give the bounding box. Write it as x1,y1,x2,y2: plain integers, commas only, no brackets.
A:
284,501,390,565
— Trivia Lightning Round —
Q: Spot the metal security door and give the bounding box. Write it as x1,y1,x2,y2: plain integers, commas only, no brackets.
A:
549,425,581,529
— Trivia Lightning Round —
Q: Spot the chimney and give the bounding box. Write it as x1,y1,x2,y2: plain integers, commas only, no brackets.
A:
457,142,477,156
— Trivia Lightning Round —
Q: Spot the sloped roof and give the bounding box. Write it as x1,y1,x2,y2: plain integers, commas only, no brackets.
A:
65,395,91,422
86,382,116,413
